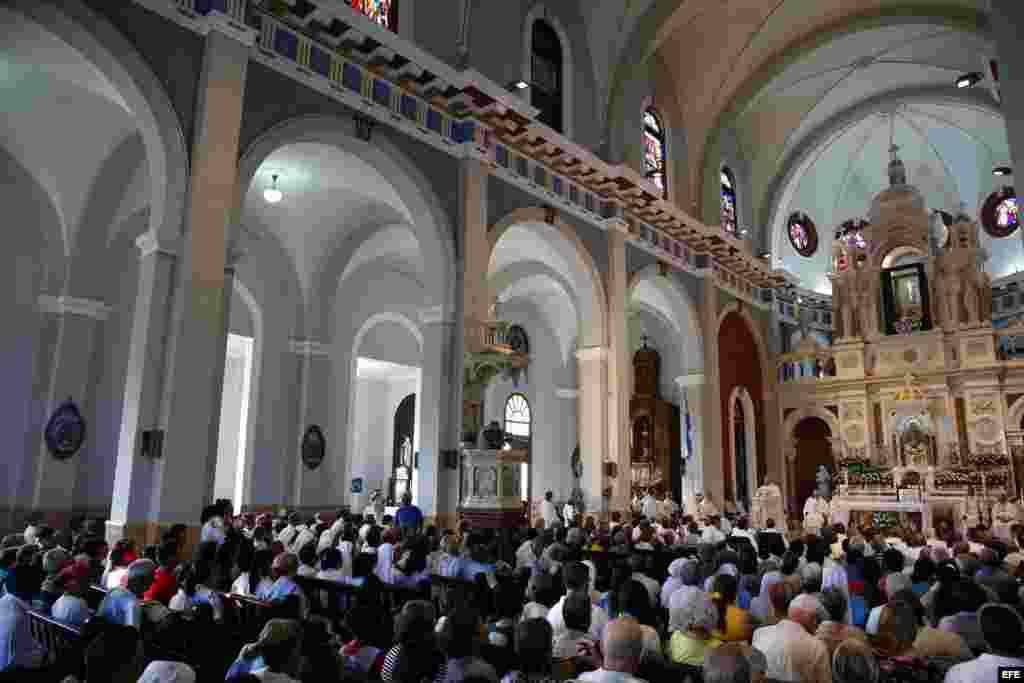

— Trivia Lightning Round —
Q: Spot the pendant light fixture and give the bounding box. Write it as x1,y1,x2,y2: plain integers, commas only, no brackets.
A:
264,174,283,204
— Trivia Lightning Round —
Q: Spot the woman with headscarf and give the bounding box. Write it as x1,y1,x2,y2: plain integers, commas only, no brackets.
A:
668,589,722,666
749,571,783,625
225,618,303,681
660,558,688,608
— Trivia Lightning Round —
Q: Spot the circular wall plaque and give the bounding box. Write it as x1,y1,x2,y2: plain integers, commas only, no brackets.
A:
44,399,86,460
301,425,326,470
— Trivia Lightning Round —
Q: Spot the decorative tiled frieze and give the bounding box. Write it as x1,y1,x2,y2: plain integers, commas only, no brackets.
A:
135,0,789,304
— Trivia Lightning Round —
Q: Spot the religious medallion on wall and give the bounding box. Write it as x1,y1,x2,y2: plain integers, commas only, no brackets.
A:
301,425,326,470
44,398,85,461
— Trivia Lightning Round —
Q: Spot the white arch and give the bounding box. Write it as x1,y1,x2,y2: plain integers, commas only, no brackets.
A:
9,0,189,245
781,406,840,443
1008,395,1024,433
236,115,456,336
727,386,758,506
522,5,574,138
628,266,703,372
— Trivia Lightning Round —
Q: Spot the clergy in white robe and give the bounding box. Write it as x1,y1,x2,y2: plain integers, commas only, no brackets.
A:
696,494,719,520
992,495,1021,541
641,493,659,521
803,495,829,535
752,481,784,531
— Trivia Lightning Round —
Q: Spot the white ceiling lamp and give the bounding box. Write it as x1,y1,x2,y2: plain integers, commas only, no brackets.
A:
993,166,1013,177
955,72,983,89
263,174,283,204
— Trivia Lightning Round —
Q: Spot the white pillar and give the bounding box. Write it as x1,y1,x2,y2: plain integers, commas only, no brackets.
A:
108,29,248,551
576,347,608,515
675,372,705,503
31,296,110,523
417,305,457,524
606,222,632,516
700,280,724,506
288,340,332,509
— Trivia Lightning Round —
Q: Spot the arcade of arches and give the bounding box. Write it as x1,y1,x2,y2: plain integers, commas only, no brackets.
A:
8,0,1024,544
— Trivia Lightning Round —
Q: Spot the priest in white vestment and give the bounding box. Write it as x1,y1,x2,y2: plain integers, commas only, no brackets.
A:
696,493,719,520
752,480,785,531
659,492,678,519
992,495,1021,541
803,494,830,535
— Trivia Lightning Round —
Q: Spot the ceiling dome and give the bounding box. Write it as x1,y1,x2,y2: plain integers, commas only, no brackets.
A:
773,103,1021,292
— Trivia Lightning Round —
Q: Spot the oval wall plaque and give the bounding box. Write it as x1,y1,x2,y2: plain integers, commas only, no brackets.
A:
44,398,86,460
301,425,326,470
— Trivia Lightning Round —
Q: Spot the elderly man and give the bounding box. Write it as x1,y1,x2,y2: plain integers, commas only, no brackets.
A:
97,559,156,629
577,618,649,683
0,565,46,672
751,583,831,683
945,603,1024,683
266,552,308,618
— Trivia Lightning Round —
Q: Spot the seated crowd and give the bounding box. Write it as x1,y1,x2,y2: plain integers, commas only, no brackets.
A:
0,493,1023,683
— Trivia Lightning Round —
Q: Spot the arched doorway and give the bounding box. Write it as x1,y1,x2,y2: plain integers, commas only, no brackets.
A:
391,394,415,503
793,417,833,516
730,389,757,512
718,312,764,506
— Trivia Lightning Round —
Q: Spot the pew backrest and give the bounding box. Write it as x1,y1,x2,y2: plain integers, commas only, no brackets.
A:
28,610,82,670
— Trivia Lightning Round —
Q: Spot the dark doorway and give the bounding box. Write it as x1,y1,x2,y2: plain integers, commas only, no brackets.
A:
391,394,415,504
734,397,750,512
793,417,832,518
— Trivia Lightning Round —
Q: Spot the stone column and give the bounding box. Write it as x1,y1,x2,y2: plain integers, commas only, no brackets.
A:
461,159,490,350
700,278,724,506
417,306,457,527
288,340,332,510
576,347,608,516
606,221,631,515
107,29,248,551
675,373,705,504
785,446,799,530
30,296,110,527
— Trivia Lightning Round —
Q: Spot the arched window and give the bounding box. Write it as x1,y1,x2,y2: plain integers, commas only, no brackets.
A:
351,0,397,32
643,109,668,199
504,393,531,504
531,20,563,133
721,168,738,236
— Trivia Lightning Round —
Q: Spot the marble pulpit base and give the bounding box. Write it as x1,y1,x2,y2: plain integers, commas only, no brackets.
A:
829,496,932,535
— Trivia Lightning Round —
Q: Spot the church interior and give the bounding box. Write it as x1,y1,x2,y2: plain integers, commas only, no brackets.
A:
8,0,1024,545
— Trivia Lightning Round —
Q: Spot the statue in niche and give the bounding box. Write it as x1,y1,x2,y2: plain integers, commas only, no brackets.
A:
815,465,832,498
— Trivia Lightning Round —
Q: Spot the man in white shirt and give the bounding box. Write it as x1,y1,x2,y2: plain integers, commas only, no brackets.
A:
548,562,609,641
577,618,648,683
541,491,560,529
701,517,727,545
640,490,658,521
563,500,577,525
0,566,46,673
803,494,829,535
945,603,1024,683
290,515,318,554
277,513,301,547
752,583,831,683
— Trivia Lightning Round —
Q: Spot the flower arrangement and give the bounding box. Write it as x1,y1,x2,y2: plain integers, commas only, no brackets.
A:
848,470,894,488
967,453,1009,468
934,468,1009,488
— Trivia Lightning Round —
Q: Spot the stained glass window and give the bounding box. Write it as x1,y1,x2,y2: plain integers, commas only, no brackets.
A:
981,187,1019,238
351,0,396,31
643,109,667,198
787,212,818,257
721,168,738,235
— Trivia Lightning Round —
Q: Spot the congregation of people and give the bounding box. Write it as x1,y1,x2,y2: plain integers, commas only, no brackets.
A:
0,486,1023,683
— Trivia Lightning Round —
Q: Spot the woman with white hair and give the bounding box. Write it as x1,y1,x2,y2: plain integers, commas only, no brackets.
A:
668,590,721,665
660,558,690,608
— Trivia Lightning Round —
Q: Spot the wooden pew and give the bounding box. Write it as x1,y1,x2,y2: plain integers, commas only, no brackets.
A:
28,610,83,673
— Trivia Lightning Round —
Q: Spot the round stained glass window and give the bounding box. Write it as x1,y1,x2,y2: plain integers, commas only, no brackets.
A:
981,187,1019,238
787,212,818,257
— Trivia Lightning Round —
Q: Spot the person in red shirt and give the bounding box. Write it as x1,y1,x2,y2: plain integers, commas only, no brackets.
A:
143,542,179,604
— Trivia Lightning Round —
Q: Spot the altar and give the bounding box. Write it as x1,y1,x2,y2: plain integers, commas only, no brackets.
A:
829,495,931,535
